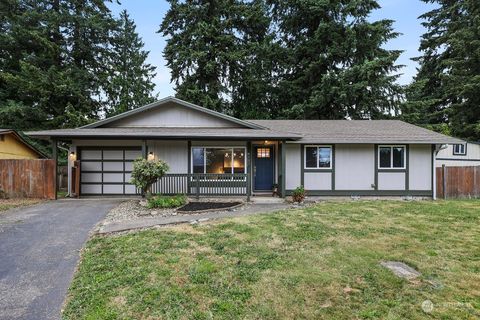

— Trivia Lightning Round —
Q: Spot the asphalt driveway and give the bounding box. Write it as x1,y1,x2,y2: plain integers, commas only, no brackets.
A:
0,199,120,320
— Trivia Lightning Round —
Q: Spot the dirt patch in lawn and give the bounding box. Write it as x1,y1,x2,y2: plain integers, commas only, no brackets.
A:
177,201,243,213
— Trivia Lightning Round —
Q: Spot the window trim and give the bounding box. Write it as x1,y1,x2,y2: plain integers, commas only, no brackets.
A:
378,145,406,169
453,143,466,156
191,146,247,177
303,145,333,169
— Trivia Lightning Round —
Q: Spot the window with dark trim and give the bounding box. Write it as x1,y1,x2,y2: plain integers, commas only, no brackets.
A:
378,145,405,169
192,147,246,174
453,144,466,155
304,145,332,169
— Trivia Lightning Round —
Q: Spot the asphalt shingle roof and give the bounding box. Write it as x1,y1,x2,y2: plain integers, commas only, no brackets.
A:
247,120,462,144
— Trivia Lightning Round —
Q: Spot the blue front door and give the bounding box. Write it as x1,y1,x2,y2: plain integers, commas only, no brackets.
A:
254,146,275,191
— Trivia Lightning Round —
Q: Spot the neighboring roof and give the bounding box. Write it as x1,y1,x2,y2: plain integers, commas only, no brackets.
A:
26,127,301,140
81,96,265,130
247,120,463,144
0,129,48,158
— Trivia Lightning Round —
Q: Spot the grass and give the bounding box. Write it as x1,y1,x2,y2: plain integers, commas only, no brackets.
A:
0,198,44,213
63,200,480,319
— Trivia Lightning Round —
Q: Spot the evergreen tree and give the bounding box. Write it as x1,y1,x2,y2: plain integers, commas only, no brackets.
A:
270,0,403,119
0,0,117,130
105,10,157,116
404,0,480,140
160,0,251,112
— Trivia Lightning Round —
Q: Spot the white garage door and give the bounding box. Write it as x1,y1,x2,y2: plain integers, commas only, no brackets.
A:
80,148,142,195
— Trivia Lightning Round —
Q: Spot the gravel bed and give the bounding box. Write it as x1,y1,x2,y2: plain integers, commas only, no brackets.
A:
102,199,246,224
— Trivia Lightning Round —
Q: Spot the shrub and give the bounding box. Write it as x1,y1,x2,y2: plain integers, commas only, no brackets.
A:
130,158,169,196
292,185,306,203
147,194,187,209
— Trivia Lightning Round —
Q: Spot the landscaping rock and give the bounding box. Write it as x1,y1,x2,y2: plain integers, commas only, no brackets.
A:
380,261,421,279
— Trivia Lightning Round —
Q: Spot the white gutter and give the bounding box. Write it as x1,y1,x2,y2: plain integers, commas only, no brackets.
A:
432,144,447,200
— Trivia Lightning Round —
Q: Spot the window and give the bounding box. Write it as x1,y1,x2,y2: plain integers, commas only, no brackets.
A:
257,148,270,158
192,147,246,174
453,144,466,155
378,145,405,169
304,145,332,169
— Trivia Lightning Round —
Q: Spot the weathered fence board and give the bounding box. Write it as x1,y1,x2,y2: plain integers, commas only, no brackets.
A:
436,165,480,199
0,159,56,199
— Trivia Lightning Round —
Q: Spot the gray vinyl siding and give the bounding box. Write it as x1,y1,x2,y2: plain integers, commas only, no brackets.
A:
335,144,375,190
436,142,480,167
285,144,301,190
378,172,406,190
409,144,432,190
149,140,188,173
304,172,331,190
104,101,242,128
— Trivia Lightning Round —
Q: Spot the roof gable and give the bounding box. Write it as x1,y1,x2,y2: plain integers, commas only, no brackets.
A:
83,97,264,129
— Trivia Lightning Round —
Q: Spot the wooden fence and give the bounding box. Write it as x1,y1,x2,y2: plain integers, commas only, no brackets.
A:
436,165,480,199
0,159,56,199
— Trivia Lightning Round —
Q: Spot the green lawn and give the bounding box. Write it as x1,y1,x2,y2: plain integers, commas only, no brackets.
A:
0,198,44,213
64,200,480,319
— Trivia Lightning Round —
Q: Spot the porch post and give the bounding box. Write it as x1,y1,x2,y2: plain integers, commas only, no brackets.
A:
51,139,58,200
141,140,147,159
246,141,252,201
280,140,286,198
141,139,147,197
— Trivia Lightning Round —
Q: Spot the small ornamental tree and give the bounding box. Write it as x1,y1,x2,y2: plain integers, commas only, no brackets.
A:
130,158,169,196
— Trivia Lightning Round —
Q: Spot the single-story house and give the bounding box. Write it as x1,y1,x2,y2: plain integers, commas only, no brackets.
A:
436,141,480,167
27,97,461,199
0,129,47,159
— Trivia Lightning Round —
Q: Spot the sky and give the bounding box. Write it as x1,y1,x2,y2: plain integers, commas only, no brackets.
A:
108,0,437,98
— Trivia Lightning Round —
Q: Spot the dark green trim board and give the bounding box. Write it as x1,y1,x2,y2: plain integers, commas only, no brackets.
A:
142,140,147,159
285,190,432,197
280,141,286,197
300,144,305,187
405,144,410,191
374,144,378,190
331,144,335,190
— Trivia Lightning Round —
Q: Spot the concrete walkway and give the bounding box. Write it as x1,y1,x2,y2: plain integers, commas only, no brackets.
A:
0,199,120,320
98,203,291,234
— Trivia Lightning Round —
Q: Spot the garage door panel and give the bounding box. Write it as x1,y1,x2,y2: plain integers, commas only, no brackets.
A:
125,150,142,160
81,150,102,160
103,173,124,183
103,161,123,171
125,161,134,171
81,162,102,171
124,173,132,181
81,184,102,194
81,173,102,183
103,184,124,194
103,150,124,160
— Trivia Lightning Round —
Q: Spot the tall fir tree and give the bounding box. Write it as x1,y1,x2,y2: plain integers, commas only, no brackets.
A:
0,0,117,130
105,10,157,116
270,0,403,119
404,0,480,140
160,0,253,112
